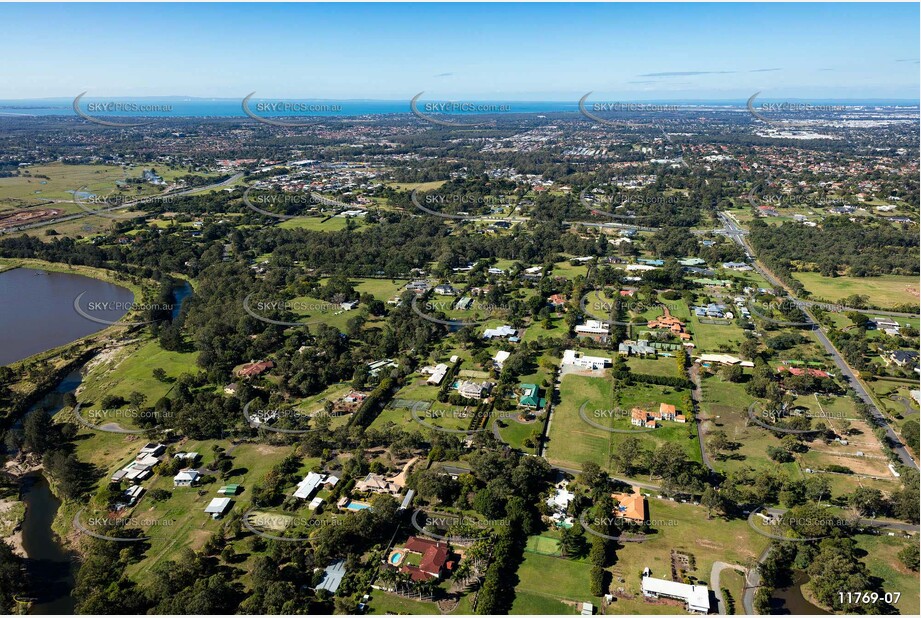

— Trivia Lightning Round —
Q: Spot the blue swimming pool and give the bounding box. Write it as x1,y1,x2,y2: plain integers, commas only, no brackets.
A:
389,551,403,565
345,500,372,511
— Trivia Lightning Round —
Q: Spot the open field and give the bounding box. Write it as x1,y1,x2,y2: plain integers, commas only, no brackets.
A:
0,164,132,207
370,377,483,434
287,294,361,330
511,552,594,614
698,373,798,477
551,258,590,280
292,381,354,415
545,372,613,471
853,534,921,616
520,315,567,343
348,277,410,301
0,163,213,209
277,216,353,232
496,417,542,452
367,591,440,614
546,371,701,473
76,338,199,423
385,180,447,192
627,356,681,378
688,313,747,353
792,272,920,310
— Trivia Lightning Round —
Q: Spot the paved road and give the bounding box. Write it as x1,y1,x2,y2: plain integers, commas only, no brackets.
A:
718,212,917,471
1,172,243,235
761,506,920,533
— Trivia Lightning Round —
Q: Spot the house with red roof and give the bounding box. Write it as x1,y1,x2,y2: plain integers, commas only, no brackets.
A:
547,294,568,310
398,536,454,581
777,366,830,378
235,360,275,378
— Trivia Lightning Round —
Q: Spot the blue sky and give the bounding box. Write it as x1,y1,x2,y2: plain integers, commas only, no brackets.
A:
2,2,918,100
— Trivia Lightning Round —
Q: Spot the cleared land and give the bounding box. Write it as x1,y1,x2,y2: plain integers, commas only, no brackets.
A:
792,272,920,309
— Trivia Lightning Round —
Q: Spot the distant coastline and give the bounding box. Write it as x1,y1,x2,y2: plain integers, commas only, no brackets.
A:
0,97,918,119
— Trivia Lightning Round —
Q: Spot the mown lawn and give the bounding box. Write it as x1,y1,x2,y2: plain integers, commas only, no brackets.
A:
688,314,747,353
123,441,295,577
496,417,542,452
367,590,440,614
545,372,613,471
627,356,681,378
511,552,594,614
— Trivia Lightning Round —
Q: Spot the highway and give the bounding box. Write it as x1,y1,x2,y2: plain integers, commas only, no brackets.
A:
718,211,917,470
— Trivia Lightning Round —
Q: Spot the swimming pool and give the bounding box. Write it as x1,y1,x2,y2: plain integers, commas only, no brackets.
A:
389,551,403,565
345,500,372,511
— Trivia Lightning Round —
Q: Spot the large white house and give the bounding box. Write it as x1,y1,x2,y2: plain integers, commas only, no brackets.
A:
562,349,612,370
575,319,610,336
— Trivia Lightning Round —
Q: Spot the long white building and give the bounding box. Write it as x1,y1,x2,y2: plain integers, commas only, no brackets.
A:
641,575,710,613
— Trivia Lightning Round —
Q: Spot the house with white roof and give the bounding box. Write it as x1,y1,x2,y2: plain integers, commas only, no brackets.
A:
421,363,449,385
293,472,339,500
562,349,612,370
641,573,710,613
575,319,611,342
173,469,202,487
483,325,517,340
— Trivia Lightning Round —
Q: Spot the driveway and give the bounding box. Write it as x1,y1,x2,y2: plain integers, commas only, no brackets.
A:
711,561,746,614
